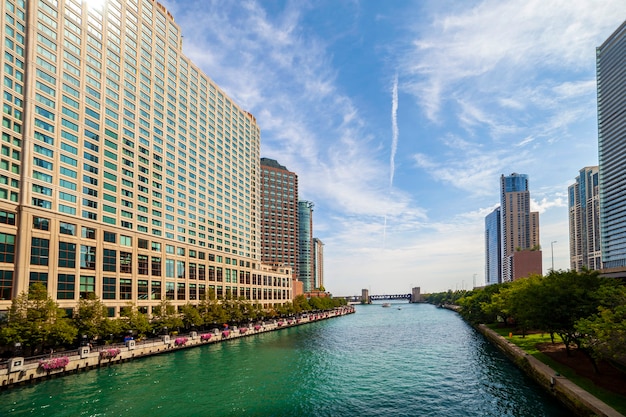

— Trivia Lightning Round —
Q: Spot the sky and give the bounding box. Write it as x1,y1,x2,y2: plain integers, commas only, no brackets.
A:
159,0,625,296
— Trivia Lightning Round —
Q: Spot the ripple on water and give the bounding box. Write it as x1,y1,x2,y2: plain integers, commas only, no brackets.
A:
0,304,571,417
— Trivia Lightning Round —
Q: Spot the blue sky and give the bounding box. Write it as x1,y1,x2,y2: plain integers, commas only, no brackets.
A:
159,0,625,295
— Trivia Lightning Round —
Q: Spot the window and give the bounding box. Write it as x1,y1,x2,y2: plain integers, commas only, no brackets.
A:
29,272,49,288
138,279,149,300
138,254,148,275
57,274,75,300
138,238,148,249
33,216,48,230
1,211,17,225
0,270,13,299
177,282,185,300
165,281,174,300
120,251,132,273
58,241,76,268
103,248,116,272
80,275,95,298
60,222,76,235
151,280,161,300
80,245,96,269
103,277,116,300
81,226,96,239
120,235,132,246
176,260,185,279
119,278,132,300
30,237,49,265
104,231,116,243
151,256,161,276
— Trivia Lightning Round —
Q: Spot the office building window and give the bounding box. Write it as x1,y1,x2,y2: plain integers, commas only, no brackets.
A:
57,274,75,300
103,277,116,300
80,245,96,269
30,237,49,265
103,248,116,272
79,275,95,298
58,241,76,268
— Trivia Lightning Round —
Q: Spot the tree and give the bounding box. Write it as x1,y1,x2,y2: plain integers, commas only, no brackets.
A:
119,303,151,337
0,284,77,355
181,303,203,329
74,294,116,341
151,300,183,334
576,285,626,366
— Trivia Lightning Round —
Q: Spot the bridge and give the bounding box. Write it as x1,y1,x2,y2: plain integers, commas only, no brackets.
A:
339,288,423,304
369,293,411,301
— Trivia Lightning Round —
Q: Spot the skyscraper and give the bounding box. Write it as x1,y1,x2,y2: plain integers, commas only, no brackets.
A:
597,21,626,272
0,0,292,314
259,158,299,278
298,201,314,292
313,237,324,290
568,167,602,271
500,173,542,281
484,207,501,285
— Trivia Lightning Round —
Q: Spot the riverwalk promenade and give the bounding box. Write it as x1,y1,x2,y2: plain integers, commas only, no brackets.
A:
0,306,354,389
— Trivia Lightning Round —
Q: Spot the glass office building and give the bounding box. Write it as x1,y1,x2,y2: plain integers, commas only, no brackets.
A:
568,167,602,271
484,206,501,285
597,21,626,270
0,0,291,315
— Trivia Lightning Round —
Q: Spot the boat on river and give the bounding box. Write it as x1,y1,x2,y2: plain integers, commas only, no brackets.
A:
382,303,391,307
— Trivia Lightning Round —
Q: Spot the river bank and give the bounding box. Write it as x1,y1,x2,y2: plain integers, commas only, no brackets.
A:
440,304,624,417
0,306,354,390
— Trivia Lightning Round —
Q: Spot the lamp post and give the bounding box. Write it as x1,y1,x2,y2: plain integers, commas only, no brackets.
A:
551,241,557,271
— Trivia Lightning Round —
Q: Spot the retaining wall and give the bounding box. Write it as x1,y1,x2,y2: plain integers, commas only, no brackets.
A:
476,324,624,417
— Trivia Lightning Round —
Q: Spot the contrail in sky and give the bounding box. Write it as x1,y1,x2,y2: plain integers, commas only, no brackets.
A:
390,73,399,188
383,74,399,249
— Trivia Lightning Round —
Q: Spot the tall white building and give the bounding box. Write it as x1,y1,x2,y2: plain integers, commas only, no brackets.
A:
0,0,291,315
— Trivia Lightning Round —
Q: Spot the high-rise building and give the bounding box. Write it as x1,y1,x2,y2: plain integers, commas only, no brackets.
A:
500,173,542,281
0,0,292,315
597,21,626,272
569,167,602,271
313,237,324,290
484,206,501,285
298,201,314,292
259,158,299,278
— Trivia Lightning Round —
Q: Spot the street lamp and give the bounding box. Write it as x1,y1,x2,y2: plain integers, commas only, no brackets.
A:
551,241,557,271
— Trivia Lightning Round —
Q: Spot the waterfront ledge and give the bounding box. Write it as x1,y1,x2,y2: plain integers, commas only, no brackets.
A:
0,306,354,389
476,324,624,417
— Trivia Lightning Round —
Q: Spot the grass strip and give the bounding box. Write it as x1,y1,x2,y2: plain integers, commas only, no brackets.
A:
487,324,626,415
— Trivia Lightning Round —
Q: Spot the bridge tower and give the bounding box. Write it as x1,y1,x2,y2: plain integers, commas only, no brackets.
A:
411,287,422,303
361,289,371,304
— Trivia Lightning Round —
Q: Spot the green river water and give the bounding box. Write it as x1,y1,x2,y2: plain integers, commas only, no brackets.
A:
0,303,571,416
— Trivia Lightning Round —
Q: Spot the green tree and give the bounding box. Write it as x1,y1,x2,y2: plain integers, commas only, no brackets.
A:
576,284,626,365
119,303,152,337
151,300,183,334
0,284,77,355
74,294,117,341
181,303,203,330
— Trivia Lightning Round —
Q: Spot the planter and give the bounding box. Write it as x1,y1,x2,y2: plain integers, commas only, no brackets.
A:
100,348,121,360
222,330,230,338
39,356,69,371
254,325,261,331
174,337,188,346
240,328,248,334
200,333,212,341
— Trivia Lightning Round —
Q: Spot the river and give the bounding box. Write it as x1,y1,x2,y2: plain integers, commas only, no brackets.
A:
0,303,570,416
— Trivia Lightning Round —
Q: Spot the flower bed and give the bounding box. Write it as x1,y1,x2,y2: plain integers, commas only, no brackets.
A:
222,330,230,338
100,348,121,360
239,328,248,334
254,325,261,331
200,333,212,341
277,321,283,326
174,337,188,346
39,356,69,371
